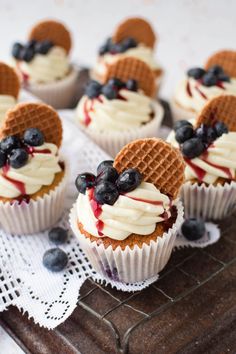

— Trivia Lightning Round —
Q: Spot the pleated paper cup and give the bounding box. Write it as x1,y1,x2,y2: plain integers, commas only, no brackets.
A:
0,164,68,235
25,65,78,109
69,200,184,283
170,98,198,122
78,101,164,158
181,181,236,220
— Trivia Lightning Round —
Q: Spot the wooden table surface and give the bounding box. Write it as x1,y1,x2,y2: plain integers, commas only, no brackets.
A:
0,71,236,354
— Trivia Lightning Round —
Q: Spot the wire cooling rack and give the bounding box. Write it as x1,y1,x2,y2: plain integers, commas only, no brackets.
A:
76,214,236,354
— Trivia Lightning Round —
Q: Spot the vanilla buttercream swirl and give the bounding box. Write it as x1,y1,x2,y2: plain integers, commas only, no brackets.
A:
76,89,153,131
77,182,171,240
0,143,62,198
184,132,236,184
17,46,70,84
0,95,16,127
94,44,161,78
175,77,236,112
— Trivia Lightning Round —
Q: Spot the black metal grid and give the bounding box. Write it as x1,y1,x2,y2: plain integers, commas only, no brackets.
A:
77,216,236,353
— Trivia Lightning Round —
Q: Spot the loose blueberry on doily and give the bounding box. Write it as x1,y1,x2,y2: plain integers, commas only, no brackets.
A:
43,248,68,272
181,218,206,241
49,227,68,245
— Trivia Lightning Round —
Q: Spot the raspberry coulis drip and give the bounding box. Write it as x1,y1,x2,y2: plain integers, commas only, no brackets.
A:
88,187,104,236
124,194,163,206
83,97,103,127
27,146,51,156
186,79,225,99
2,164,26,196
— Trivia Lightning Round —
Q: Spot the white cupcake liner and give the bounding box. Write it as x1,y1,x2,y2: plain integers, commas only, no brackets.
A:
69,200,184,283
0,164,68,235
181,181,236,220
170,98,198,122
79,101,164,157
25,65,78,109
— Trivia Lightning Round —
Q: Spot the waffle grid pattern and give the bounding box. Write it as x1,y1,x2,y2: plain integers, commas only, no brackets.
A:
114,138,185,199
205,50,236,78
0,62,20,98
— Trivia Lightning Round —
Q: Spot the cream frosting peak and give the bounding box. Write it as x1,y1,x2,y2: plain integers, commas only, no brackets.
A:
76,182,171,240
75,89,154,132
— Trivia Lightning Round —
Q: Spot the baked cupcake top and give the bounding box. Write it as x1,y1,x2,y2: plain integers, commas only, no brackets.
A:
175,50,236,113
76,57,158,132
0,103,63,200
74,138,185,241
0,62,20,127
93,17,162,79
168,95,236,184
11,20,71,84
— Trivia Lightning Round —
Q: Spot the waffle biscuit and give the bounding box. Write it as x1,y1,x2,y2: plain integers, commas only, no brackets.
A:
196,95,236,131
29,19,72,54
0,62,20,98
112,17,156,49
103,57,156,97
77,206,177,250
205,50,236,78
0,103,63,147
114,138,185,199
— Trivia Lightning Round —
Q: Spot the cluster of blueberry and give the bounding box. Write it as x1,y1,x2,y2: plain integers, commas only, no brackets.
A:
174,119,228,159
99,37,137,56
0,128,44,169
12,40,54,62
75,160,142,206
43,227,69,272
86,78,138,100
187,65,230,87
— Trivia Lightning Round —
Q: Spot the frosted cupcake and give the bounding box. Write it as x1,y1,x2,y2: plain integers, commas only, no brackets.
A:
11,19,78,109
172,50,236,121
92,17,163,94
167,95,236,220
70,138,185,283
76,57,164,157
0,102,67,234
0,62,20,128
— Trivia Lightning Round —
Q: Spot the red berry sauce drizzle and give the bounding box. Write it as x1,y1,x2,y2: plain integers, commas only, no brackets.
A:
2,148,54,204
186,79,226,99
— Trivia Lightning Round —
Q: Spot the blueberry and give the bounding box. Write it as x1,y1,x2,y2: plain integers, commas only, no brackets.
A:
0,135,21,154
181,218,206,241
175,125,194,144
85,80,102,99
35,40,53,55
9,148,28,169
110,43,123,54
202,73,218,87
75,173,96,194
122,37,137,50
102,84,117,100
207,65,224,76
214,121,228,137
187,67,206,80
97,160,114,175
97,166,119,184
195,124,208,143
126,79,138,91
217,73,230,82
25,39,37,50
94,181,119,205
206,126,217,144
99,44,108,56
20,47,35,62
49,227,68,245
43,248,68,272
107,78,125,89
174,120,192,132
12,42,23,59
116,168,142,193
0,149,7,168
182,138,205,159
23,128,44,146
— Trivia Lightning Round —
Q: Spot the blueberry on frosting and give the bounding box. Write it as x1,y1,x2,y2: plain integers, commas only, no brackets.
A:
187,65,230,87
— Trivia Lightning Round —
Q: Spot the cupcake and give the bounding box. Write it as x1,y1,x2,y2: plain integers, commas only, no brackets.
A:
11,19,78,109
92,17,163,94
75,57,164,157
0,62,20,128
172,50,236,121
167,95,236,220
70,138,185,283
0,102,67,234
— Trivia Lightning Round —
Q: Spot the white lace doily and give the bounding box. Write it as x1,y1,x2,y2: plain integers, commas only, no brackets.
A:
0,107,220,329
